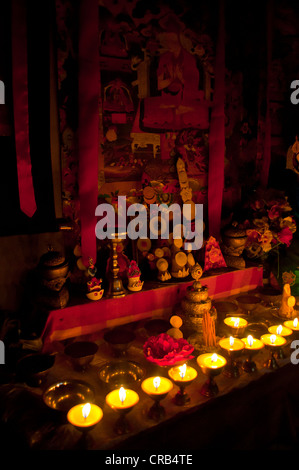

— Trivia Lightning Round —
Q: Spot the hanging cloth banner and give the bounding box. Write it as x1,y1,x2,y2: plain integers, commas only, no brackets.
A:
11,0,37,218
208,0,225,240
260,0,273,188
78,0,99,267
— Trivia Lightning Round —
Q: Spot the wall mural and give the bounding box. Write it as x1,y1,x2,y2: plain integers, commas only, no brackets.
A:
98,1,214,188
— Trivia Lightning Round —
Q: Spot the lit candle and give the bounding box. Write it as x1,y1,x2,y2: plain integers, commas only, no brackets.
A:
224,317,248,330
268,324,293,338
141,376,173,397
284,317,299,332
168,363,198,383
106,387,139,410
197,352,227,369
67,403,103,428
261,333,287,348
218,336,245,352
241,335,264,351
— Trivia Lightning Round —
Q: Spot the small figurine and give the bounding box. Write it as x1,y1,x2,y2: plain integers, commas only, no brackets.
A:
86,277,104,301
127,260,144,292
278,283,296,319
156,258,172,282
171,238,189,279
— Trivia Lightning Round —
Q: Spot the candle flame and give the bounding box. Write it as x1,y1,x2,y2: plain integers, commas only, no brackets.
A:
119,386,126,404
233,318,240,328
179,363,187,379
229,336,234,347
153,377,160,390
247,335,254,347
276,325,283,335
82,403,91,419
211,353,218,363
270,334,277,344
294,318,298,328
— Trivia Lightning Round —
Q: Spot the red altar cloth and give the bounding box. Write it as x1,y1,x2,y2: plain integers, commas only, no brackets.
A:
41,266,263,352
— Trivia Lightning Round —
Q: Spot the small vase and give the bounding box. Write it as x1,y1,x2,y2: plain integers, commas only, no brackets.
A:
127,276,143,292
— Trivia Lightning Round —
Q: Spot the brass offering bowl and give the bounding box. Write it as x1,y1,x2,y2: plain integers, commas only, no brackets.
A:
197,353,227,397
236,294,260,314
98,360,145,390
257,286,281,305
43,380,95,413
64,341,98,371
213,301,238,322
103,327,135,357
16,353,55,387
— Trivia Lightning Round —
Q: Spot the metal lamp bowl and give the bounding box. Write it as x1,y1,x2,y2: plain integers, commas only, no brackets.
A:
43,380,95,412
98,360,145,389
236,294,260,311
16,353,55,387
64,341,98,370
103,327,135,357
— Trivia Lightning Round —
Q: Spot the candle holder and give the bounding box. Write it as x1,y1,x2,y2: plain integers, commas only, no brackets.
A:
106,387,139,435
67,403,103,449
219,337,245,378
106,233,127,299
261,334,287,370
141,377,173,421
197,353,227,397
223,317,248,338
284,318,299,338
241,336,264,373
268,325,293,359
168,364,197,406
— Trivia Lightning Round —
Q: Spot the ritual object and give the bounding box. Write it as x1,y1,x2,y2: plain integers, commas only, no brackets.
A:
181,263,217,336
141,376,173,420
197,353,227,397
219,336,245,378
278,283,296,320
241,335,264,373
106,387,139,435
260,334,287,370
168,363,198,405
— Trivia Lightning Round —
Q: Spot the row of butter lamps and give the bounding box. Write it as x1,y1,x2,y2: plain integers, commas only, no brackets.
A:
67,316,299,446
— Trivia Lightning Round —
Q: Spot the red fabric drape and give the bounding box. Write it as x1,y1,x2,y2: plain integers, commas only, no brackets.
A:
78,0,100,266
11,0,37,218
208,0,225,240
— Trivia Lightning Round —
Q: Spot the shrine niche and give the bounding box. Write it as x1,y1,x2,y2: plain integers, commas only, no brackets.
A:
97,1,213,184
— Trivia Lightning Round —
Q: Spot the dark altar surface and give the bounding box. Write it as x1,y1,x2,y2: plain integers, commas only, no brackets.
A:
0,292,299,451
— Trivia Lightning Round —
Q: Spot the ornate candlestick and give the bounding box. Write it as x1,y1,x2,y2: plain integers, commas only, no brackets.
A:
105,386,139,435
106,233,127,299
197,353,227,397
168,363,197,406
268,324,293,359
224,317,248,338
219,336,245,378
241,335,264,373
141,376,173,421
261,334,287,370
67,403,103,448
284,317,299,338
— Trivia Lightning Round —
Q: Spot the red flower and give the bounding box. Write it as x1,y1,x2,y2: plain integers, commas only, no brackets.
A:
277,226,293,247
268,204,281,220
143,333,194,367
